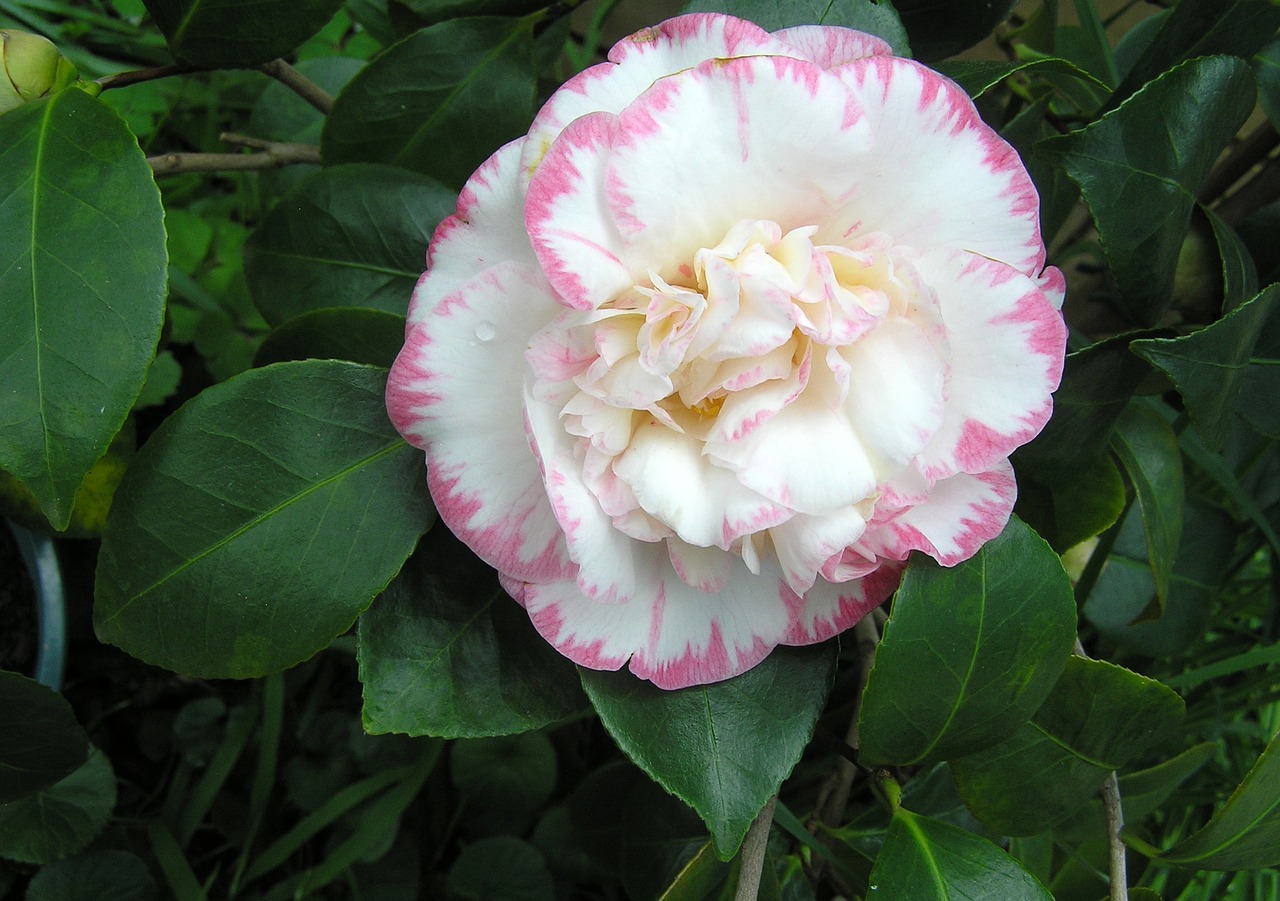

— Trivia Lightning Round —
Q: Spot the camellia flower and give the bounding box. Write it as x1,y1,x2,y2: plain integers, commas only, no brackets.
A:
387,14,1067,689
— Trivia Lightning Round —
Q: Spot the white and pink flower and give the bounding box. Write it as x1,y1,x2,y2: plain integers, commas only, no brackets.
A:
387,14,1066,689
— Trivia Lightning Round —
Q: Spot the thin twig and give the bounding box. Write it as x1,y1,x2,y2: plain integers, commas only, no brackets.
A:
1200,122,1280,205
97,63,195,91
1213,151,1280,227
735,795,777,901
259,59,334,115
1101,771,1130,901
148,140,321,176
1074,640,1129,901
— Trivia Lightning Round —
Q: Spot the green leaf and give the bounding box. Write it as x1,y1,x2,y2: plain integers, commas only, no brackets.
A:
141,0,347,66
1109,402,1185,607
657,841,732,901
94,361,432,679
680,0,910,57
322,17,537,189
883,0,1014,61
1205,206,1259,312
1037,56,1256,325
1256,38,1280,130
0,746,116,865
244,164,454,326
952,656,1184,836
580,643,836,860
1083,501,1234,658
0,670,87,804
1014,452,1126,553
451,732,557,816
1235,287,1280,439
357,525,587,738
0,89,166,530
858,517,1076,766
254,308,406,368
1013,332,1158,475
1160,727,1280,870
446,836,556,901
395,0,549,27
937,56,1108,99
26,848,160,901
1132,286,1278,450
867,807,1052,900
1111,0,1280,106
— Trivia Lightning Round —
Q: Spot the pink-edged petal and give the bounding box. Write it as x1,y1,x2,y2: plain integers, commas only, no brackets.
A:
606,55,870,278
387,263,571,582
1037,264,1067,310
841,316,948,465
771,25,892,69
782,563,902,645
613,420,791,549
769,505,870,595
861,460,1017,566
519,14,801,183
821,56,1046,277
526,112,636,311
521,576,650,672
409,140,536,327
912,250,1066,480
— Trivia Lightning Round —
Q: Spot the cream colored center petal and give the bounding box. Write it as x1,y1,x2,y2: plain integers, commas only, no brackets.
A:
526,219,951,593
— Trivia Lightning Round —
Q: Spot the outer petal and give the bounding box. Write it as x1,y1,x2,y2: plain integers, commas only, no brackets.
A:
768,505,870,596
409,139,536,327
912,250,1066,480
606,55,871,279
782,563,902,645
522,545,794,689
387,262,571,582
526,112,636,310
519,14,802,183
860,460,1017,566
771,25,892,69
822,56,1046,276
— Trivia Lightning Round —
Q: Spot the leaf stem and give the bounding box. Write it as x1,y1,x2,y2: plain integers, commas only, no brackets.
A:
98,63,199,91
258,59,334,115
148,134,321,176
735,795,777,901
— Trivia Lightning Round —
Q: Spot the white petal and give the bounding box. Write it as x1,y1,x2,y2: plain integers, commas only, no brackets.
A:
769,505,870,595
387,263,570,582
782,565,902,645
771,25,893,69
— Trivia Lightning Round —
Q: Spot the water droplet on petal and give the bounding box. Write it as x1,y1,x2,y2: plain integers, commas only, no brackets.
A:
474,321,496,342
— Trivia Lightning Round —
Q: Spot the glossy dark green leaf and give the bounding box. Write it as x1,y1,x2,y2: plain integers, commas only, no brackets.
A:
357,525,587,738
1013,332,1158,475
322,18,536,188
680,0,910,56
858,517,1076,766
581,643,836,859
0,671,87,803
0,89,166,530
1111,0,1280,106
952,656,1184,836
25,848,160,901
244,164,454,326
867,807,1052,900
254,308,406,368
1037,56,1255,325
142,0,346,66
1160,726,1280,870
1257,38,1280,128
1110,402,1185,607
0,747,115,864
1235,286,1280,439
395,0,548,26
890,0,1016,61
1132,286,1278,450
95,361,432,679
1205,207,1259,313
1083,501,1233,658
1015,452,1126,553
937,56,1107,99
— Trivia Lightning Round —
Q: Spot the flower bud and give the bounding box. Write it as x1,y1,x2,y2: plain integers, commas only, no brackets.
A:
1,30,78,115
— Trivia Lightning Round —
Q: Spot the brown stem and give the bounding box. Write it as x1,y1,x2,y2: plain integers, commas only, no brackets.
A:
148,139,321,176
735,795,778,901
97,63,197,91
1074,640,1129,901
1199,122,1280,206
1213,151,1280,227
259,59,334,115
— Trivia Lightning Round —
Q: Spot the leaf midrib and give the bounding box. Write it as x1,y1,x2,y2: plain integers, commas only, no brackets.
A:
100,438,405,622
